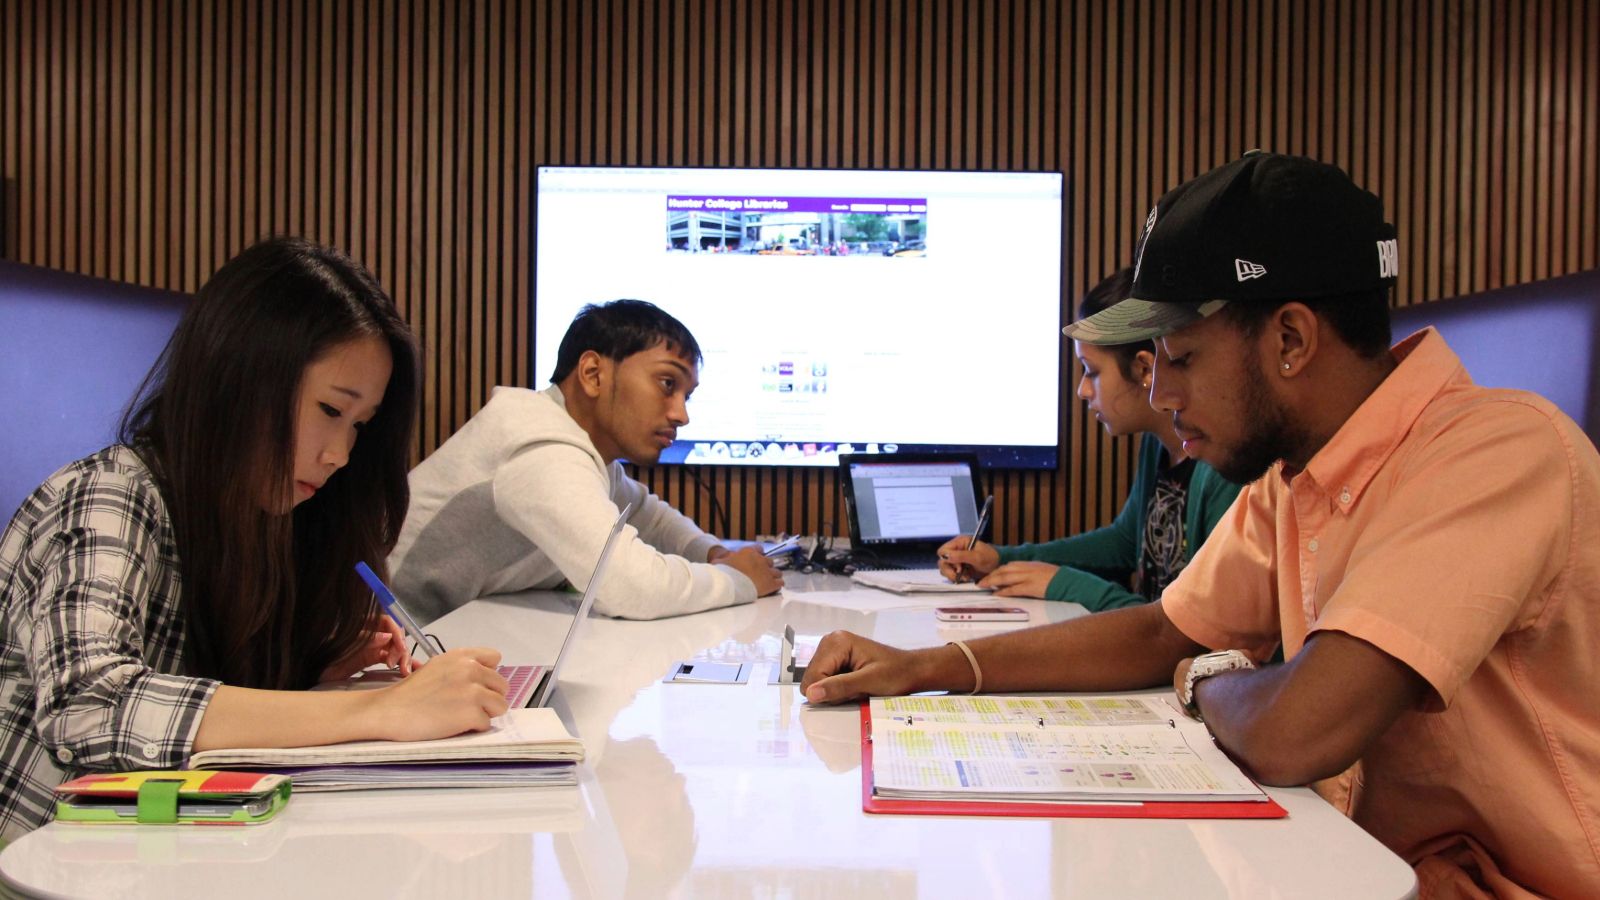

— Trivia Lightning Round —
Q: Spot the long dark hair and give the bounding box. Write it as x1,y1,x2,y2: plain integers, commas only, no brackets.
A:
121,237,419,690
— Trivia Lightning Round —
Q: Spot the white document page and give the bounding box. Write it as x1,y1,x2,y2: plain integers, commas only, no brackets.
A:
851,569,986,594
868,695,1267,804
873,480,960,538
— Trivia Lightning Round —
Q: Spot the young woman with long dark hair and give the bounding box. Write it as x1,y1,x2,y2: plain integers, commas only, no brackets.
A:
0,237,507,844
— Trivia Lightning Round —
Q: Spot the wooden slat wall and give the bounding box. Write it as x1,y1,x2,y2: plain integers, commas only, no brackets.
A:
3,0,1596,543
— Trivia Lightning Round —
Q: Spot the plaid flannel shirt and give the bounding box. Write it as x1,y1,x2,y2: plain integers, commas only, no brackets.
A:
0,445,218,844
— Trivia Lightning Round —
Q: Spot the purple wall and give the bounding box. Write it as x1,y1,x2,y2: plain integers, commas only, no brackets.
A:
1390,269,1600,445
1,261,189,521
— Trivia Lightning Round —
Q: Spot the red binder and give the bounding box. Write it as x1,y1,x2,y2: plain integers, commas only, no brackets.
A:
858,703,1287,820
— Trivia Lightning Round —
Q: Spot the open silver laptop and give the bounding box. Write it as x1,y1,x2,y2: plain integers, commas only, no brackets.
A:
501,501,633,708
346,503,632,707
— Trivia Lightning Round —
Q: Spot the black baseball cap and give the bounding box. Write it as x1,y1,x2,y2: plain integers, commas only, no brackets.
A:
1064,151,1399,344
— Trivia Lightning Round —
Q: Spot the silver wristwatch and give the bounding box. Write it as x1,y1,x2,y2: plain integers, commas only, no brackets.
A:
1179,650,1256,721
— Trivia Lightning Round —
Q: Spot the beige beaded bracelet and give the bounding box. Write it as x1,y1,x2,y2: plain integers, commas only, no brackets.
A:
948,640,983,695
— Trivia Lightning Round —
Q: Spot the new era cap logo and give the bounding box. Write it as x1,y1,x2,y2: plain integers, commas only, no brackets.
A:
1377,239,1399,278
1133,205,1159,283
1235,259,1267,281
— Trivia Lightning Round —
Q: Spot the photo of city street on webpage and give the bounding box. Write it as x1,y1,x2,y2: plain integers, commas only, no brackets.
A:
535,167,1064,468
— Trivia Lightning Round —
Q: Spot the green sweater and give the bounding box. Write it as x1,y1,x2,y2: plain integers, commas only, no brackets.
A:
996,434,1241,612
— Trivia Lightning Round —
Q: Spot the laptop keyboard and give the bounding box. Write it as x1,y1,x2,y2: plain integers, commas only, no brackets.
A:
498,664,548,708
852,549,940,570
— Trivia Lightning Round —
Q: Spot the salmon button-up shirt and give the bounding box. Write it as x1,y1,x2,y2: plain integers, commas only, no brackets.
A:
1163,328,1600,899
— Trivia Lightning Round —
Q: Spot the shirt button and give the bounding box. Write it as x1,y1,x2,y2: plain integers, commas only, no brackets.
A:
142,743,161,760
1308,538,1320,553
55,747,73,764
1339,488,1352,504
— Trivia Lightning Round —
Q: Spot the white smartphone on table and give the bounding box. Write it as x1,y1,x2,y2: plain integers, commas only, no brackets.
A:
934,605,1029,622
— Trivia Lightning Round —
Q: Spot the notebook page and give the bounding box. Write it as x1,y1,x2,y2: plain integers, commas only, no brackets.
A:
189,707,583,768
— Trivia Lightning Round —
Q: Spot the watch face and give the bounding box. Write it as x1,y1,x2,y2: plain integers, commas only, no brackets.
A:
1183,651,1255,715
1197,650,1253,674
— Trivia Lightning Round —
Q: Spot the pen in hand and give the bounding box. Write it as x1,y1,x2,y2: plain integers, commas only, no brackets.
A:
355,562,436,663
954,495,995,583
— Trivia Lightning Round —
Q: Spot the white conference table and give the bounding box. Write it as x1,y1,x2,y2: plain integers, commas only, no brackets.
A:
0,572,1418,899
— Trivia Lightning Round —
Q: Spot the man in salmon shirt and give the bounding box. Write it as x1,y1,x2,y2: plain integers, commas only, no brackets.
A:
800,151,1600,898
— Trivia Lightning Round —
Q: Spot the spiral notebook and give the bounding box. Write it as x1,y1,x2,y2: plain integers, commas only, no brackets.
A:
850,568,987,594
187,707,583,792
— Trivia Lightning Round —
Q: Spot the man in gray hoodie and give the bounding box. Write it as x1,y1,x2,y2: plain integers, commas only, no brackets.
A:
389,300,783,623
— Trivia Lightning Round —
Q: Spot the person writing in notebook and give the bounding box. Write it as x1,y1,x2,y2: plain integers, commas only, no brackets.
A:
0,238,509,846
802,152,1600,897
388,299,782,624
936,268,1241,611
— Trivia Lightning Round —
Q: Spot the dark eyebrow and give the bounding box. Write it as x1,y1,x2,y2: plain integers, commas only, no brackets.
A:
330,385,365,401
659,359,694,378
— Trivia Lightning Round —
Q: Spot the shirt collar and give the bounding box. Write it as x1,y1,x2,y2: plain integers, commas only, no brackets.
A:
1286,327,1469,509
542,383,568,410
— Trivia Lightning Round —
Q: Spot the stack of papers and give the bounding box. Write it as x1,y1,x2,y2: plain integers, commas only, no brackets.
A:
262,761,576,792
189,707,583,793
851,569,988,594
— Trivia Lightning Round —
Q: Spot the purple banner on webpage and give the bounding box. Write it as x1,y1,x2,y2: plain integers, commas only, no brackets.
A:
667,196,928,214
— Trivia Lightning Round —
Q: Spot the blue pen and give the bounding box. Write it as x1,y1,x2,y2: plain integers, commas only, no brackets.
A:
355,562,437,660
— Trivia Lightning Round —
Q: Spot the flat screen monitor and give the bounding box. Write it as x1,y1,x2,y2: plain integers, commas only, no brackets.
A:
534,166,1064,468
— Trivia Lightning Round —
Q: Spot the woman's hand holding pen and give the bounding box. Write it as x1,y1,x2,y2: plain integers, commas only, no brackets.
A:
319,615,415,682
937,538,1000,583
366,647,510,741
940,494,996,583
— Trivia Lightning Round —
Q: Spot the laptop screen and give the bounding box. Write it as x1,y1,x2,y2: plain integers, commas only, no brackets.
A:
845,458,982,547
529,501,634,709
